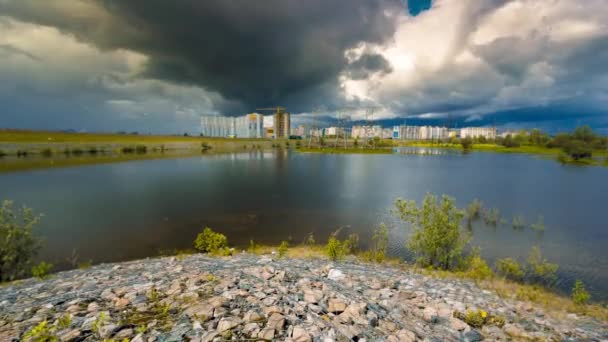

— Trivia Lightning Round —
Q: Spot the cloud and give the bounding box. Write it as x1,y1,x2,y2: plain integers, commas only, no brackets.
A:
340,0,608,130
0,0,607,133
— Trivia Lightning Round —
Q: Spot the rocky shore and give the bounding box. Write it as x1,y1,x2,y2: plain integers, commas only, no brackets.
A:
1,253,606,341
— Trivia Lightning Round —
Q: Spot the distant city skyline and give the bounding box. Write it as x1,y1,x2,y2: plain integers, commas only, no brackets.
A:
0,1,607,134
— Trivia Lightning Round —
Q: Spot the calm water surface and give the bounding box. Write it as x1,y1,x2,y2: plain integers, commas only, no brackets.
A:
1,149,607,300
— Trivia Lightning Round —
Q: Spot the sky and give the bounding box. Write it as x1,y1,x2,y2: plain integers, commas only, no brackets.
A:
0,0,607,134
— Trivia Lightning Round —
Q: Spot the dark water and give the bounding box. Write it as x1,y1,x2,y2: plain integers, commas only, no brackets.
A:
1,149,607,300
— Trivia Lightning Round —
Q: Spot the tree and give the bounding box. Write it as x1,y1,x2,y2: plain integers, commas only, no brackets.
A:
460,137,473,150
501,134,520,148
0,201,42,281
395,194,469,270
563,140,592,160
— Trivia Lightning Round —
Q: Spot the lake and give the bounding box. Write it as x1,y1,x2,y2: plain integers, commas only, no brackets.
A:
1,148,607,300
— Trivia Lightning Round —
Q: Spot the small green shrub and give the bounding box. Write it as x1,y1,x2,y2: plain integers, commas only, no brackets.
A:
325,235,348,261
0,201,43,281
526,246,558,284
41,148,53,157
92,312,107,337
483,208,500,226
572,280,590,305
278,241,289,258
530,215,545,231
57,313,72,329
305,232,316,247
364,224,389,263
515,286,541,301
23,320,57,342
194,227,228,253
511,215,525,230
121,146,135,154
135,145,147,154
466,255,493,280
88,147,98,155
17,150,29,157
0,149,6,157
344,233,360,254
71,148,84,155
496,257,524,281
466,199,483,224
248,239,260,253
395,194,468,270
32,261,53,279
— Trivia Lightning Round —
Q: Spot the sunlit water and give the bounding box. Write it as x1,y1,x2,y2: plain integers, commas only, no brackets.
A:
1,149,607,300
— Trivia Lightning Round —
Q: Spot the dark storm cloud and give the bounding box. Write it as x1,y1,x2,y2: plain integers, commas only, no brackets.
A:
1,0,401,114
345,53,393,80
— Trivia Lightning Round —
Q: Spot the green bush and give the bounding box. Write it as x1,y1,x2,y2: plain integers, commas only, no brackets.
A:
466,199,483,224
0,200,42,282
194,227,228,254
344,233,360,254
305,232,316,247
41,148,53,157
325,235,348,261
32,261,53,279
0,149,6,157
526,246,558,284
572,279,590,305
512,215,525,230
135,145,148,154
483,208,500,226
496,257,524,280
530,215,545,231
460,137,473,149
364,224,389,263
278,241,289,258
466,255,493,280
395,194,469,270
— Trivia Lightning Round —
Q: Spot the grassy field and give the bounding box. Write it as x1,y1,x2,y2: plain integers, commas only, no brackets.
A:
404,141,608,157
296,147,393,154
0,129,269,144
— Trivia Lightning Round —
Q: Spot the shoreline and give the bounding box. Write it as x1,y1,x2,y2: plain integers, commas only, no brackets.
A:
1,252,606,341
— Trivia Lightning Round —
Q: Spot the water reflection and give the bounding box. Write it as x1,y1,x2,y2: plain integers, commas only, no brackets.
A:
0,149,607,299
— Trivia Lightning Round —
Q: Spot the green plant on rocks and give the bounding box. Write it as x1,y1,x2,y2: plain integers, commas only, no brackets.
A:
395,194,469,270
496,258,524,281
325,233,349,261
57,313,72,329
454,309,505,329
278,241,289,258
31,261,53,279
194,227,228,254
572,279,590,305
23,320,58,342
120,287,174,332
0,200,43,282
466,255,494,280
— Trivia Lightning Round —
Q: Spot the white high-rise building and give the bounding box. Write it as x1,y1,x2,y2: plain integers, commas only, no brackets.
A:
460,127,496,139
235,113,264,138
201,113,264,138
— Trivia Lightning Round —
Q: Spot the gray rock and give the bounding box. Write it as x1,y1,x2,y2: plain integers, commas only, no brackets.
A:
216,317,240,333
